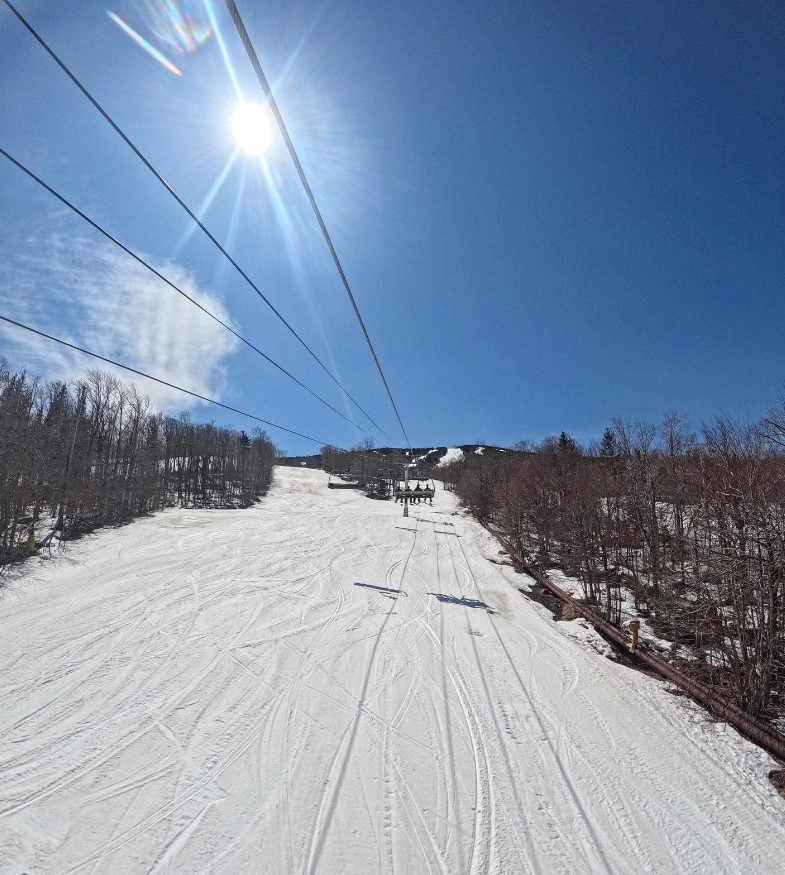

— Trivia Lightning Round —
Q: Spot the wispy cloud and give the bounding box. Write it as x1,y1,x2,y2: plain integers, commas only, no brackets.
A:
0,232,239,411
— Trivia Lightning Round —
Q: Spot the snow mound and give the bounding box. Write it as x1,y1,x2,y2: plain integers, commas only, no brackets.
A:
547,568,583,597
557,618,617,660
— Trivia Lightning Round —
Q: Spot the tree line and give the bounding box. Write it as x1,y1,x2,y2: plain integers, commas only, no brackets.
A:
0,360,276,565
320,440,410,484
441,410,785,722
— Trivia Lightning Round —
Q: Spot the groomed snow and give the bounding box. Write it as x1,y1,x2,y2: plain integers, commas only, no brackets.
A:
1,467,783,873
436,447,464,466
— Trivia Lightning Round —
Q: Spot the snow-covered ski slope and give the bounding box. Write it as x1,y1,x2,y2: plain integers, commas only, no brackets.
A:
1,467,783,874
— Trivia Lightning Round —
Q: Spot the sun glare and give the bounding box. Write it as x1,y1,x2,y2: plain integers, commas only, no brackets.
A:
232,103,272,155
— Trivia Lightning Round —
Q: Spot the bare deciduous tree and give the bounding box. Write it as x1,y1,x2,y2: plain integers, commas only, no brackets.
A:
0,366,276,566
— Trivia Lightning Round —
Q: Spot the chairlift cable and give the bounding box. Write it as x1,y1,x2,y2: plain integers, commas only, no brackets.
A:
223,0,413,453
1,0,391,443
0,146,375,441
0,314,329,445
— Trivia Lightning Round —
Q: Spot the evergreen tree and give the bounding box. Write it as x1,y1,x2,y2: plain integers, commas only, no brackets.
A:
599,427,619,458
557,431,577,453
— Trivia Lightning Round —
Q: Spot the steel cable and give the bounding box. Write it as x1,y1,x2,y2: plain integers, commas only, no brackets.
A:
0,146,374,440
223,0,413,451
0,314,329,445
1,0,390,441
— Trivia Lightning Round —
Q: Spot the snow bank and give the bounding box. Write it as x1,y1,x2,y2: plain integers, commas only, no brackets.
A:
547,568,672,655
556,617,617,660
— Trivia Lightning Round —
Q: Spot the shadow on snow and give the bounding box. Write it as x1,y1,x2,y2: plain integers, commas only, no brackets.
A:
354,582,407,599
428,592,496,613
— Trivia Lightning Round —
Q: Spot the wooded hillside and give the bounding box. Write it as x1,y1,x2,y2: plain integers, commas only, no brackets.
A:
0,360,275,565
442,413,785,722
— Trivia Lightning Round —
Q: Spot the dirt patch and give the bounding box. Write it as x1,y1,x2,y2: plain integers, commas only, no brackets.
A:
522,582,563,618
561,601,579,621
769,769,785,799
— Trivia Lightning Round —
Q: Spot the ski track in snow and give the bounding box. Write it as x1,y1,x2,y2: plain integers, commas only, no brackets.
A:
1,468,784,874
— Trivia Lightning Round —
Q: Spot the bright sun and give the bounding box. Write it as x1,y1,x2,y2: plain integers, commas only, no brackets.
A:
232,103,272,154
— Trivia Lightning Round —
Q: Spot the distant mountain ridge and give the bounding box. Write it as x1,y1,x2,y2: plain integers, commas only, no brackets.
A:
280,444,512,470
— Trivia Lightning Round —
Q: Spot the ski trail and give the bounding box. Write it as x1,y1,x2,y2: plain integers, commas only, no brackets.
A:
1,469,783,874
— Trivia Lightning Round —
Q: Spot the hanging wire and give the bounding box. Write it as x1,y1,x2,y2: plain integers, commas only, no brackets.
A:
223,0,413,451
0,314,329,445
1,0,392,442
0,146,375,440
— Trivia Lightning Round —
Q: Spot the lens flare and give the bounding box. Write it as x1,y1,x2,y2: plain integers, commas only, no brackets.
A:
107,2,213,76
143,0,213,55
232,103,272,155
107,11,182,76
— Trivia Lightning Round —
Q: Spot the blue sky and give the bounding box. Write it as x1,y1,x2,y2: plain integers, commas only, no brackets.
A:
1,0,783,454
